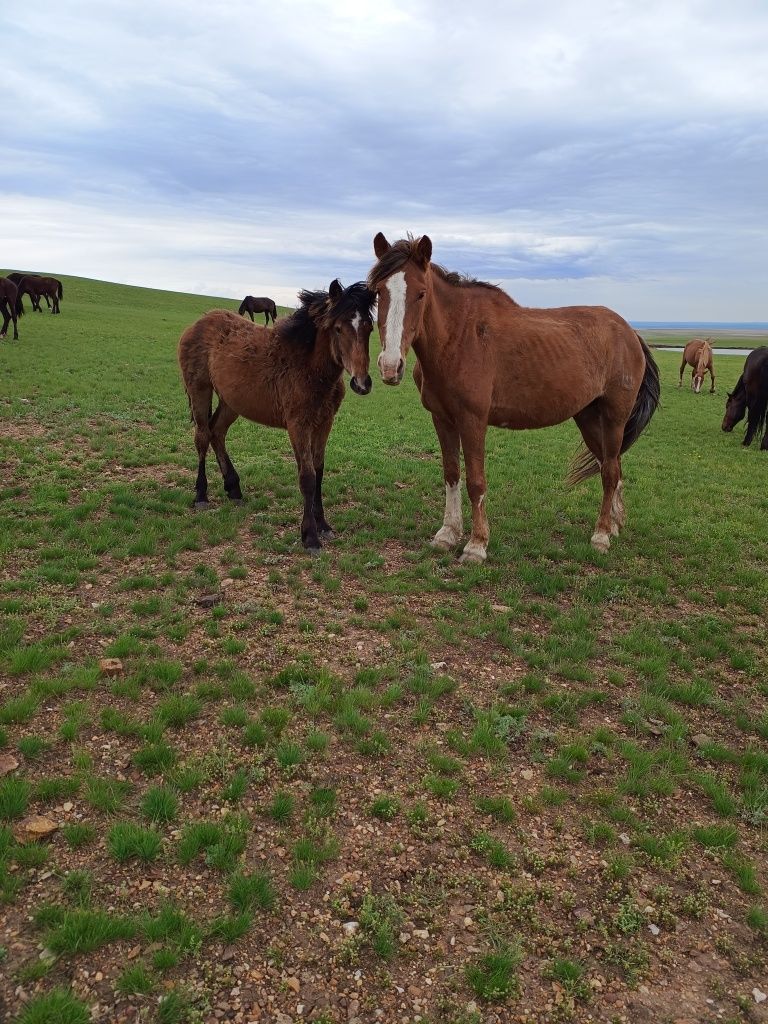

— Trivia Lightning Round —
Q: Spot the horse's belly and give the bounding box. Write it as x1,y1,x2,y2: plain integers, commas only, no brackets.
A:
211,370,285,429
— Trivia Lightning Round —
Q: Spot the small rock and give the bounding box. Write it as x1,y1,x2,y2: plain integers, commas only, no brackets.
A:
648,923,660,936
430,661,447,671
491,604,511,613
13,815,58,843
520,768,534,781
0,753,19,776
195,593,221,608
754,988,767,1004
285,977,300,993
98,657,123,676
221,578,235,589
342,921,360,937
62,801,74,812
691,734,712,748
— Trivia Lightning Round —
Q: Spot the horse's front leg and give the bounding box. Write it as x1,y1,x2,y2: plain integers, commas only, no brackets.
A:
429,413,463,550
311,416,335,538
458,419,489,564
710,369,716,394
288,422,321,552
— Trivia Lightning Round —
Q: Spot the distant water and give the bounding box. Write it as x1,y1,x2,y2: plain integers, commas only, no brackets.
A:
632,321,768,331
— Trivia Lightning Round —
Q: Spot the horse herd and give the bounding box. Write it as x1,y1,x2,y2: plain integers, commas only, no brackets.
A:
0,272,64,340
180,234,767,558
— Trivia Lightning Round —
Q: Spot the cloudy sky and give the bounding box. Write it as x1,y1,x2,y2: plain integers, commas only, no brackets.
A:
2,0,766,319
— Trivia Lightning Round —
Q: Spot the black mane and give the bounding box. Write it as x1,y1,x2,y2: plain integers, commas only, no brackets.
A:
367,235,510,298
277,282,375,347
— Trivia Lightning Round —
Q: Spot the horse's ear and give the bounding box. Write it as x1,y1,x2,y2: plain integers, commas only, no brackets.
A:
415,235,432,267
373,232,390,258
328,279,343,302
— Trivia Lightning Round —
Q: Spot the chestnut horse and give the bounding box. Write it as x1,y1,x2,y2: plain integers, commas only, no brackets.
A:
0,278,19,340
722,346,768,450
238,295,277,325
678,338,715,393
368,233,660,560
178,280,374,551
15,274,63,315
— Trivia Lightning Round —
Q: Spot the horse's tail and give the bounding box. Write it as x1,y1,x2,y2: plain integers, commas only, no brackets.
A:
238,299,247,316
270,301,277,321
569,334,660,484
746,356,768,446
57,280,63,299
16,289,25,317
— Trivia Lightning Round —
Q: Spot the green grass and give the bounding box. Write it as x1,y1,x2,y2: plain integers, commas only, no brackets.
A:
16,989,90,1024
1,273,766,1021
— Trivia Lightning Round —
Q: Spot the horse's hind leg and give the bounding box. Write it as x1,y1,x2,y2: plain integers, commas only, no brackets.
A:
709,365,716,394
429,413,463,551
209,400,244,501
574,405,623,552
678,357,686,387
187,387,213,507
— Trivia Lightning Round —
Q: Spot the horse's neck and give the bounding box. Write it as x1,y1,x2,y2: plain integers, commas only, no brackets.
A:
415,274,459,362
309,330,342,383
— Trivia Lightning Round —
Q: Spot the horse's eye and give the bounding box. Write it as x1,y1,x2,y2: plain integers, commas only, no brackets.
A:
417,291,426,301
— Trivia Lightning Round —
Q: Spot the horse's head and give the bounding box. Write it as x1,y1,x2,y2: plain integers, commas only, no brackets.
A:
692,342,711,393
368,232,433,385
324,279,375,396
722,378,746,431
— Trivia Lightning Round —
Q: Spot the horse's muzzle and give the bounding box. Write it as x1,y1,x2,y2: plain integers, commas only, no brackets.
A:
350,375,372,396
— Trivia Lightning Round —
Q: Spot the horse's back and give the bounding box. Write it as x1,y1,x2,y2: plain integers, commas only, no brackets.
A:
179,310,283,426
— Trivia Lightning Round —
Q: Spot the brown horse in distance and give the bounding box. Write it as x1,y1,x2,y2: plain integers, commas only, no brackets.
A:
15,274,63,315
678,338,715,393
238,295,277,325
722,346,768,449
179,280,374,551
368,233,660,560
0,278,19,340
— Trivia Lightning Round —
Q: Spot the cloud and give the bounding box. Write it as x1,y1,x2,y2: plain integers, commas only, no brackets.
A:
1,0,766,318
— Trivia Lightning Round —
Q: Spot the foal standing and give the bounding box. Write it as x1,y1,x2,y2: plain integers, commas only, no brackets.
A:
179,280,374,551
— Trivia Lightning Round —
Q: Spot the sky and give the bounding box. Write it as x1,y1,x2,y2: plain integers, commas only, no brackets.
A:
1,0,766,320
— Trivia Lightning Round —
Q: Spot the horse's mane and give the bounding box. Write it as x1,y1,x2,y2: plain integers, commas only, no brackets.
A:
276,282,375,347
367,235,513,300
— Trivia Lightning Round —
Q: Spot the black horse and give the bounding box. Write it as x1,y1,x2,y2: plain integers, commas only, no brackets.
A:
722,346,768,450
0,278,19,339
14,275,63,315
238,295,277,325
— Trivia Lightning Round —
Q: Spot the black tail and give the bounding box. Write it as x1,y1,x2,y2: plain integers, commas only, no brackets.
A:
745,358,768,447
238,299,247,316
58,280,63,299
16,292,25,317
569,335,661,484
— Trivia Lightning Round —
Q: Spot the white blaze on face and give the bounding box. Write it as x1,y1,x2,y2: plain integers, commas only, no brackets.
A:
378,271,406,376
351,313,361,333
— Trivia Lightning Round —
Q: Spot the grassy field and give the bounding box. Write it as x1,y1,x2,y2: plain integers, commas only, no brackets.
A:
1,275,766,1024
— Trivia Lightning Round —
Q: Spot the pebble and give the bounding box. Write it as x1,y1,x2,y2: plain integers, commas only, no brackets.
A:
754,988,767,1004
342,921,360,936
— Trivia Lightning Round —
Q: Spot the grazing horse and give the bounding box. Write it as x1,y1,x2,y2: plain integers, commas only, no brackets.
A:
722,346,768,450
179,280,374,551
678,338,715,393
0,278,19,340
238,295,277,325
367,233,660,560
15,275,63,315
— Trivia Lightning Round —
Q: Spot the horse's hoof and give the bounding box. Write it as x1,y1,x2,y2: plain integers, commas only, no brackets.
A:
194,500,211,511
459,542,487,565
431,528,461,551
591,531,611,553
